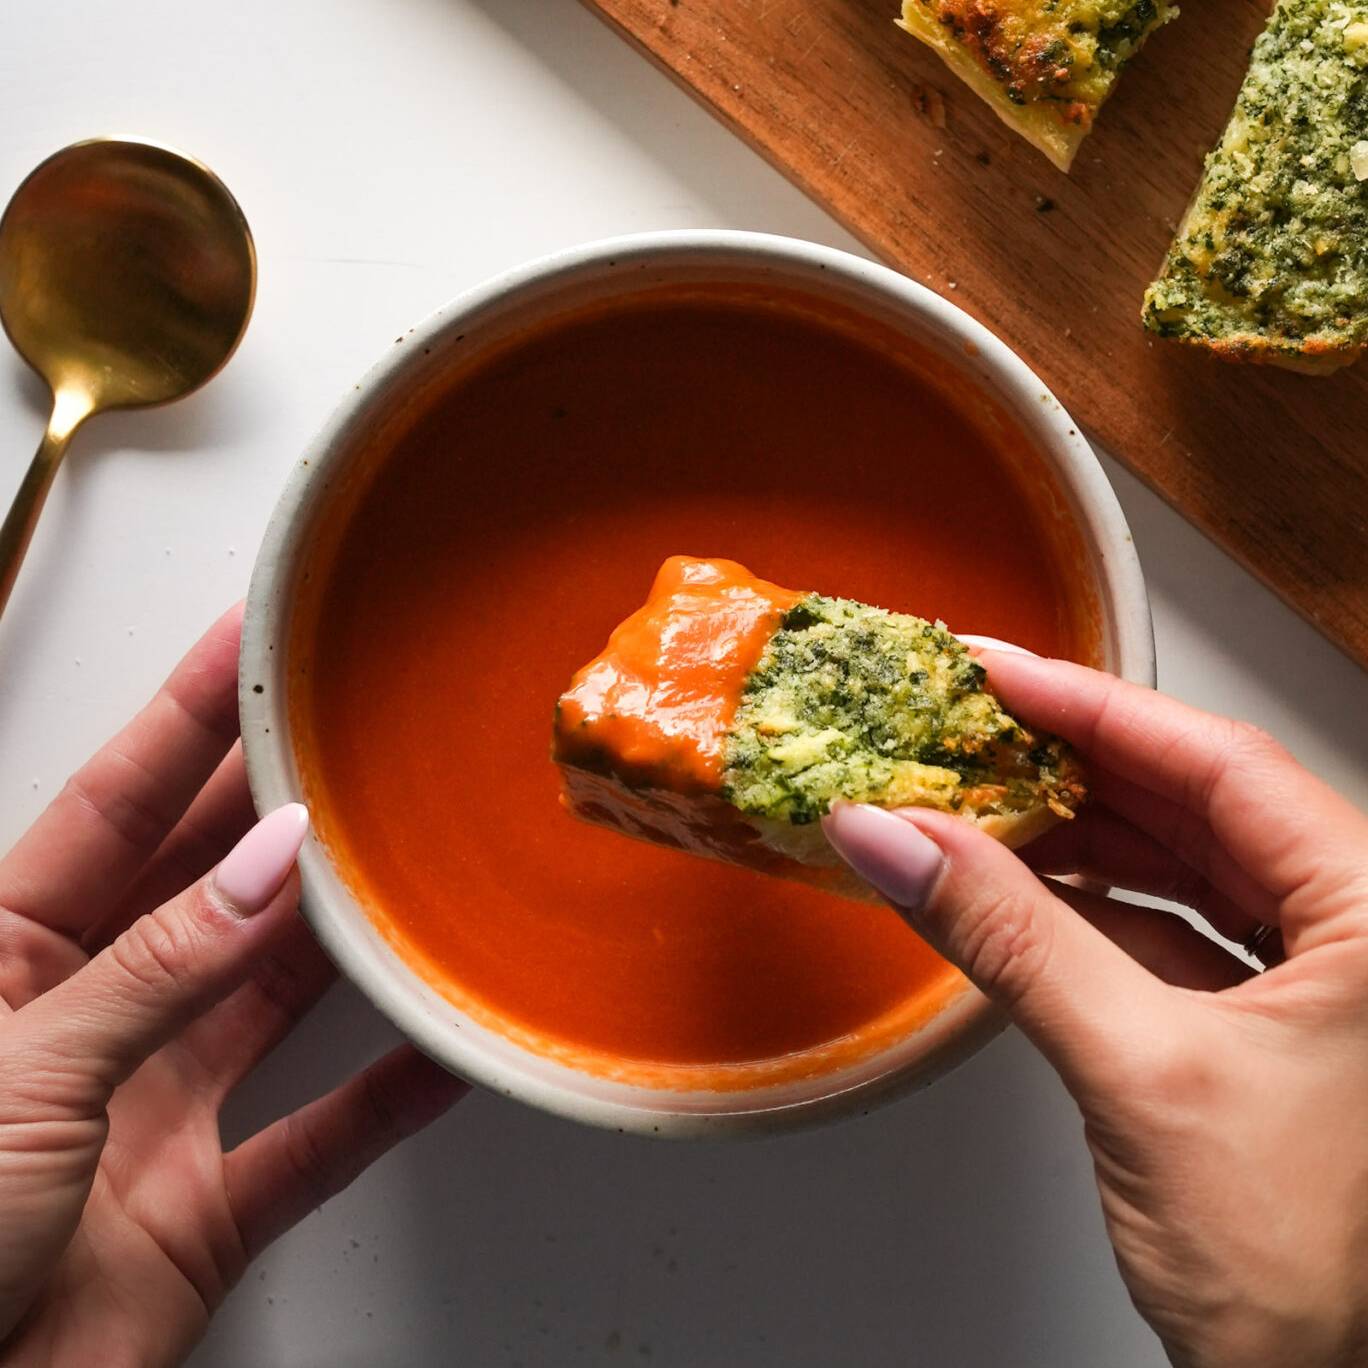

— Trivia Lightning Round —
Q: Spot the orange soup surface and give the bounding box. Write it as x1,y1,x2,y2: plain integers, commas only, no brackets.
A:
294,290,1097,1088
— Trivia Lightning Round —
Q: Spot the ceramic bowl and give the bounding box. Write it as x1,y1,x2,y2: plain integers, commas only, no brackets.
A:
240,230,1154,1138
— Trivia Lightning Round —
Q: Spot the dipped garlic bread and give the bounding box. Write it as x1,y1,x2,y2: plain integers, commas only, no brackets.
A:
896,0,1177,170
1143,0,1368,370
553,556,1084,903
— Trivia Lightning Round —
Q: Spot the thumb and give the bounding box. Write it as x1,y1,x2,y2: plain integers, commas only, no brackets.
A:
823,802,1166,1092
14,804,309,1109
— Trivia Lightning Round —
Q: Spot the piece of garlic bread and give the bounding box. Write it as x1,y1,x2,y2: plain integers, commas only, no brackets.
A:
1142,0,1368,370
553,556,1083,902
896,0,1177,171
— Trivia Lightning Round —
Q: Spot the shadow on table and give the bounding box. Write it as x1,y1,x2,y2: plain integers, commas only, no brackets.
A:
0,310,270,482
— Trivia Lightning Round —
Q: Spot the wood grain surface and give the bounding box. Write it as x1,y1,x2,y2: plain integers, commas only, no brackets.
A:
582,0,1368,669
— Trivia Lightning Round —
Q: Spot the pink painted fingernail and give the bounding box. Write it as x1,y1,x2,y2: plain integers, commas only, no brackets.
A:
823,802,945,912
212,803,309,915
957,634,1037,657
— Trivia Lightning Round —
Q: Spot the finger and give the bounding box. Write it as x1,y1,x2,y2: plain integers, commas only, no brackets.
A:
0,909,85,1011
11,805,308,1111
961,640,1258,924
225,1045,468,1259
0,605,244,938
178,914,336,1099
83,745,258,952
1048,880,1254,990
976,651,1368,923
823,802,1177,1093
1082,773,1281,930
1021,805,1267,943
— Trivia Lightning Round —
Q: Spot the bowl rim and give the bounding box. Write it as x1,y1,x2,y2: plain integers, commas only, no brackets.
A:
240,228,1156,1138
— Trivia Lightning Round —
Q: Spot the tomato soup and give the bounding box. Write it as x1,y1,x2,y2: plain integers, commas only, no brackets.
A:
292,289,1097,1088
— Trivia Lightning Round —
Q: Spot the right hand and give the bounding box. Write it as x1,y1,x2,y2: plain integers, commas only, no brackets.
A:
825,652,1368,1368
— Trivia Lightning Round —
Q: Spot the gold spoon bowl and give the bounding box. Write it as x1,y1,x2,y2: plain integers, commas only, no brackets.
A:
0,137,256,616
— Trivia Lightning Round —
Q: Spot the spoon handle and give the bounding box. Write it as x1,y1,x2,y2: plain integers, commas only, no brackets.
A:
0,393,90,620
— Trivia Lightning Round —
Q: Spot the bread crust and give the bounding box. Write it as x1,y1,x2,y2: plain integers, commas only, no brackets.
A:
1155,331,1364,374
742,803,1066,903
560,764,1072,907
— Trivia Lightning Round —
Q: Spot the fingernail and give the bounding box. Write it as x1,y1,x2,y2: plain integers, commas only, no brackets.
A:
956,634,1037,657
212,803,309,915
823,803,945,912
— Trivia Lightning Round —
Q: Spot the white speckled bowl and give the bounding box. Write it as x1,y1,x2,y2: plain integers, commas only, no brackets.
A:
241,231,1154,1138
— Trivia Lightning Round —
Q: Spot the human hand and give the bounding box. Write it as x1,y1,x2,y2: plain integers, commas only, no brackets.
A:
824,653,1368,1368
0,607,466,1368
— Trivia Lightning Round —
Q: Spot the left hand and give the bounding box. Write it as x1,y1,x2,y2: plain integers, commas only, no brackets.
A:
0,606,467,1368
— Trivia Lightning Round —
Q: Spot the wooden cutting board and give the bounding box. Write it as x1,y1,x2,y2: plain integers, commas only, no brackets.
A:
582,0,1368,670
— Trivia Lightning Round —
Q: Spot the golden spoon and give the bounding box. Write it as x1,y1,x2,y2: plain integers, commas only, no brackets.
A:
0,137,256,617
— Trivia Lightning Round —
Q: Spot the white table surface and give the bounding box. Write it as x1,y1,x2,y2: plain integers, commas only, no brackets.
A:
3,4,1365,1365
